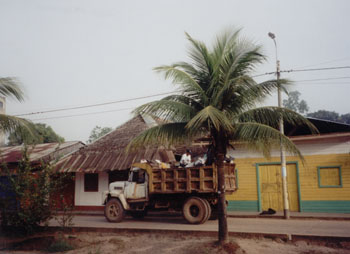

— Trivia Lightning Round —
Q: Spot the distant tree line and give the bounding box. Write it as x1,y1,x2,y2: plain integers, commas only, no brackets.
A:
7,123,65,146
283,90,350,124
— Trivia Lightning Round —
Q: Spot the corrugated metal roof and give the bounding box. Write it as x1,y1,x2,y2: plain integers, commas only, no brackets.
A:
0,141,85,164
55,115,176,172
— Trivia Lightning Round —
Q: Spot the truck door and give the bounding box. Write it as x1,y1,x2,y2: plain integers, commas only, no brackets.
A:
124,169,147,200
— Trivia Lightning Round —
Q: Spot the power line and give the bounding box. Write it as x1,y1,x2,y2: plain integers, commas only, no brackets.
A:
294,82,349,85
253,65,350,78
281,66,350,74
14,91,175,117
12,66,350,118
294,76,350,82
30,107,134,121
292,56,350,69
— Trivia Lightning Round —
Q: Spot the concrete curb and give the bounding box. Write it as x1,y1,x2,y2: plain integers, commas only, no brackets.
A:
227,214,350,221
64,212,350,221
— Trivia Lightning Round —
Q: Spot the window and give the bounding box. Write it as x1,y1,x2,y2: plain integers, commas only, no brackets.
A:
84,173,99,192
317,166,342,188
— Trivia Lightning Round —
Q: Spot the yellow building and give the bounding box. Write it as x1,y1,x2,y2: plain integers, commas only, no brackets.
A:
227,121,350,213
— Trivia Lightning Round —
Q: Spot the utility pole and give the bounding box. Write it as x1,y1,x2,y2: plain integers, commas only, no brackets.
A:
268,32,290,219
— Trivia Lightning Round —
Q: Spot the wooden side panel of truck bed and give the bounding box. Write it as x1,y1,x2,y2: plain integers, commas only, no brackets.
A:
133,163,236,194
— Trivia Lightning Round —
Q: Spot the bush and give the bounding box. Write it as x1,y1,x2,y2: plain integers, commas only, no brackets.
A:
46,239,74,253
0,147,73,235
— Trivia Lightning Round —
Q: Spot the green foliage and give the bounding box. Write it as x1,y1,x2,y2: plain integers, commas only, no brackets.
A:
283,90,309,114
0,148,72,235
0,77,24,101
7,123,65,146
54,194,75,229
0,77,35,137
340,113,350,124
46,239,74,253
87,126,113,143
307,110,350,124
130,29,315,158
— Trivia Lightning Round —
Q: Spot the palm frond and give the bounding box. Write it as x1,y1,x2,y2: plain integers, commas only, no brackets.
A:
160,94,203,112
185,32,213,76
232,122,304,159
153,65,208,104
133,99,197,122
238,106,318,133
0,114,36,137
0,77,24,101
127,122,201,151
258,79,290,95
186,106,234,133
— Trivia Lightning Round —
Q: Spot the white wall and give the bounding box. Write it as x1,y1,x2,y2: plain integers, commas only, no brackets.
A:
228,139,349,159
75,172,109,206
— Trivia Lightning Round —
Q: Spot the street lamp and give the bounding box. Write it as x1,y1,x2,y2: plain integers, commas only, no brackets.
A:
268,32,290,219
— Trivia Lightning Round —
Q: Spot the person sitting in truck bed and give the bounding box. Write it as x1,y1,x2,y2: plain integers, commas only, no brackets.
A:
180,149,192,167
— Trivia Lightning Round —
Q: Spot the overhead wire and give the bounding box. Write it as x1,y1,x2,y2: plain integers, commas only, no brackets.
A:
253,65,350,78
291,56,350,69
281,66,350,74
30,107,134,121
14,91,175,117
12,65,350,119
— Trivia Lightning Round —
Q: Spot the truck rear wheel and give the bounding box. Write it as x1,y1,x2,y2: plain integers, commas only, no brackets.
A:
183,197,207,224
105,199,125,223
201,198,212,222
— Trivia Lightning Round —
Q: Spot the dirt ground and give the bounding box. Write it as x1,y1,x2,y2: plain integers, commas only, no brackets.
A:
1,231,350,254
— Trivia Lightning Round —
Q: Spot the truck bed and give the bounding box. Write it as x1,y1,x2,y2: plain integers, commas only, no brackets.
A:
133,163,236,194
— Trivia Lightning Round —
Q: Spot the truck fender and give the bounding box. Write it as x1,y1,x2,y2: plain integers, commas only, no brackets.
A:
108,192,130,210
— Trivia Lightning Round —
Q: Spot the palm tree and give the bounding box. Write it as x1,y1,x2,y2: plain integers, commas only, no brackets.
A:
129,29,316,243
0,77,33,141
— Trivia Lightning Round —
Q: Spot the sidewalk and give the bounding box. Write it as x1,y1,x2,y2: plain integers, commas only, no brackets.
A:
227,211,350,220
68,209,350,220
52,212,350,240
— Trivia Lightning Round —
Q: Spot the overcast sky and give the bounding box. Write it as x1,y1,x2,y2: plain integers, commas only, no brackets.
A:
0,0,349,142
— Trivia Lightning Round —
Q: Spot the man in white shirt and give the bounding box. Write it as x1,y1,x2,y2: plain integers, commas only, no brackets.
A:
180,149,192,167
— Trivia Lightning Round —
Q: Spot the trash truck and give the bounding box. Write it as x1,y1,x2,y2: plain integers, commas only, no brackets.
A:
102,162,236,224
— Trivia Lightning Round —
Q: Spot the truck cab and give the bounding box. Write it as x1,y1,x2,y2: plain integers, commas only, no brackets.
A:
102,167,149,222
124,167,148,200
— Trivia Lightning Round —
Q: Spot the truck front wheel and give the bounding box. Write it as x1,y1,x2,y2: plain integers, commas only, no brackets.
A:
105,199,125,223
183,197,207,224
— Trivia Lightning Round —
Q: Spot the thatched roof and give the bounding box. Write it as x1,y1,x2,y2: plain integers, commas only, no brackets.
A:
55,115,175,172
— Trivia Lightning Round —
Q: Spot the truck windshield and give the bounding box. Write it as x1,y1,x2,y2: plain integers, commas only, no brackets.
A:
128,168,145,184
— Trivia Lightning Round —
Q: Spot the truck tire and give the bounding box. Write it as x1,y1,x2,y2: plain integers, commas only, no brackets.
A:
183,197,207,224
201,198,212,222
104,199,125,223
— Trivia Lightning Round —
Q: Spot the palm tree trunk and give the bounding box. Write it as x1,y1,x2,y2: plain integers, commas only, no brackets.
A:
216,136,228,244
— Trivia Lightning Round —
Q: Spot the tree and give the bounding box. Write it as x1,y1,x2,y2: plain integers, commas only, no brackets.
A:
307,110,350,124
7,123,65,146
87,126,113,143
340,113,350,124
129,29,315,243
307,110,340,122
0,77,33,136
0,148,72,235
283,90,309,114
